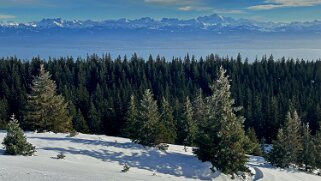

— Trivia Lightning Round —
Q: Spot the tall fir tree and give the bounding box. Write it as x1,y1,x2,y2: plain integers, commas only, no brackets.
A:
136,89,161,146
124,95,139,139
73,109,89,133
159,98,177,144
183,96,197,146
244,128,263,156
194,67,248,175
24,64,72,133
193,89,207,126
2,114,36,156
267,110,303,168
299,123,315,171
268,129,291,168
284,110,302,164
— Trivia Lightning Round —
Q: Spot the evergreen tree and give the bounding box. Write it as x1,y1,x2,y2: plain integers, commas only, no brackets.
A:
183,96,197,146
267,110,303,168
136,89,161,146
314,131,321,169
88,101,102,133
268,129,291,168
284,110,302,164
2,114,36,156
244,128,263,156
124,95,139,139
24,64,72,133
193,89,206,126
159,98,176,144
194,67,248,175
73,109,89,133
299,123,315,171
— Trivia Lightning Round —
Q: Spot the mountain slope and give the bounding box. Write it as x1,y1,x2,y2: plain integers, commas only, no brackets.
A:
0,131,320,181
1,14,321,33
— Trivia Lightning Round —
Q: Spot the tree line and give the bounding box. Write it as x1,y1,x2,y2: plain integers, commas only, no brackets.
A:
0,53,321,144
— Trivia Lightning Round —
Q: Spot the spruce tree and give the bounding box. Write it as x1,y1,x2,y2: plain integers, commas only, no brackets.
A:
159,98,176,144
267,110,303,168
124,95,139,139
284,110,302,164
2,114,36,156
193,89,207,126
244,128,262,156
136,89,161,146
24,64,72,133
268,129,291,168
73,109,89,133
299,124,315,171
194,67,248,175
314,131,321,169
183,96,197,146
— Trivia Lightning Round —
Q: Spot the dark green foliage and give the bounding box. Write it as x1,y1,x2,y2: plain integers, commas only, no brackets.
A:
195,67,248,175
244,128,263,156
126,89,162,146
159,98,177,144
124,95,139,139
267,110,303,168
298,124,316,171
24,64,72,133
2,115,36,156
0,55,321,144
73,109,89,133
268,129,291,168
182,97,197,146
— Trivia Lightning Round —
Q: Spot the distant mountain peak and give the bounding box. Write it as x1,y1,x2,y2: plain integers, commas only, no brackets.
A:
0,14,320,33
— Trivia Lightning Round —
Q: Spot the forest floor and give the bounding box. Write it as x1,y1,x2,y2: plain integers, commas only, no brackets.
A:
0,131,320,181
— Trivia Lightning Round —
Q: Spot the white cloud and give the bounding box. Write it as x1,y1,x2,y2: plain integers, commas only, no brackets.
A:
178,6,245,14
0,14,16,19
144,0,199,5
249,0,321,10
178,6,211,11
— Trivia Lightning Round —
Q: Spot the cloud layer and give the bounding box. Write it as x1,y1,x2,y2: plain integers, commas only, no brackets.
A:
249,0,321,10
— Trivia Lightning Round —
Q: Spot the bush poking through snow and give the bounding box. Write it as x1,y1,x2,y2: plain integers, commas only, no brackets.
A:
156,143,169,151
121,164,130,172
57,152,66,159
68,130,79,137
2,114,36,156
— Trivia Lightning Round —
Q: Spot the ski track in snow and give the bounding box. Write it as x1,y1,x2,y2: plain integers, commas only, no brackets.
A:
0,131,321,181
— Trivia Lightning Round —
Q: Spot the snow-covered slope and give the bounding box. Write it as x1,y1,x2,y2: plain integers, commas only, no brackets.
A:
1,14,321,33
0,131,320,181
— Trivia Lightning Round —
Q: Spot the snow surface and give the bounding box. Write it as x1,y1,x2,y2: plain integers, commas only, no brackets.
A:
0,131,320,181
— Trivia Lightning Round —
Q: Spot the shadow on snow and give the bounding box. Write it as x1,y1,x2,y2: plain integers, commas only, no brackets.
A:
30,136,214,180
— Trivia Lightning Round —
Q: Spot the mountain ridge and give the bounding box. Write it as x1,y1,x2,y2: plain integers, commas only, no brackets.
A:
1,14,321,33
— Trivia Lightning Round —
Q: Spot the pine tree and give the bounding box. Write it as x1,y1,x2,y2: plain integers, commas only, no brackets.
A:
24,64,72,133
267,110,303,168
159,98,176,144
193,89,206,126
2,114,36,156
194,67,248,175
124,95,139,139
268,129,291,168
299,123,315,171
88,101,102,133
244,128,263,156
73,109,89,133
136,89,161,146
284,110,302,164
183,96,197,146
314,131,321,169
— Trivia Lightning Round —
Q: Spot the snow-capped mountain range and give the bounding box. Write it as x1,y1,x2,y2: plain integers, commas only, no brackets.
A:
1,14,321,33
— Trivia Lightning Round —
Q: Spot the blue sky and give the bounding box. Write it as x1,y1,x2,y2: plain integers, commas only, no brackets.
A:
0,0,321,22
